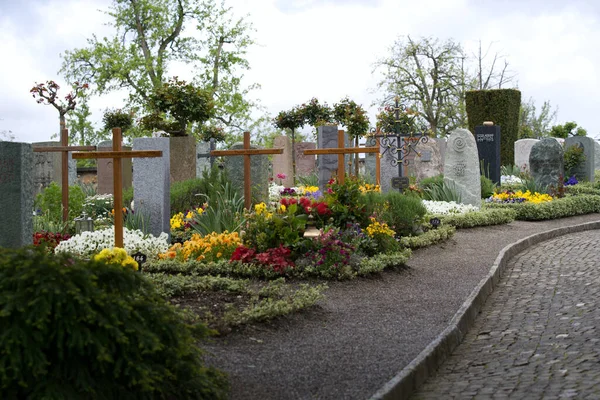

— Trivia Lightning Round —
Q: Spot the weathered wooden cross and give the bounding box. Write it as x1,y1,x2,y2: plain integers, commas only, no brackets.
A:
72,127,162,248
32,128,96,222
303,129,381,185
210,131,283,210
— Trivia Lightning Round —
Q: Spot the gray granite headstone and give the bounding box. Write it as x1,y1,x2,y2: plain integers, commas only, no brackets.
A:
514,139,540,173
169,136,196,183
317,126,339,190
365,151,377,184
196,139,214,178
595,141,600,172
344,131,355,174
295,142,316,178
529,138,564,189
410,138,443,183
379,135,400,193
32,141,78,196
443,129,481,207
133,138,170,239
0,142,33,248
97,140,132,195
565,136,595,182
223,143,269,204
271,136,293,187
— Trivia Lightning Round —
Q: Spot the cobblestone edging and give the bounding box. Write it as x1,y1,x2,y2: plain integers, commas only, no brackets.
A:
370,220,600,400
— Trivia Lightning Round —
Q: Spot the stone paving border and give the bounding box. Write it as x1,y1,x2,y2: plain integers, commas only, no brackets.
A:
370,220,600,400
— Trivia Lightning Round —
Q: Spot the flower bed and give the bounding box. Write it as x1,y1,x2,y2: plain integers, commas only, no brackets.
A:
422,200,479,215
487,190,552,204
485,194,600,220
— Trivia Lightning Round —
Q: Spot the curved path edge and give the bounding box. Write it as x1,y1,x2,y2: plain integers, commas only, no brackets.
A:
369,220,600,400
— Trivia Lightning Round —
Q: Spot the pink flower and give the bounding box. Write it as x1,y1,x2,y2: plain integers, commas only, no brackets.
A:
276,173,287,180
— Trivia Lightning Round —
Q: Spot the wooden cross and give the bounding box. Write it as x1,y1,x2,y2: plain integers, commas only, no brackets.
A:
210,131,283,210
303,130,381,185
32,128,96,222
72,127,162,248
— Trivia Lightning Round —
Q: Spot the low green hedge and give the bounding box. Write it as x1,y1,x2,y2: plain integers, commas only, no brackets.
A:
356,249,412,276
399,225,455,249
439,208,517,229
485,195,600,220
564,183,600,197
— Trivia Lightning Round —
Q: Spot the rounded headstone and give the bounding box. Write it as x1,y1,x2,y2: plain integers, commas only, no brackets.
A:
443,129,481,207
529,138,564,189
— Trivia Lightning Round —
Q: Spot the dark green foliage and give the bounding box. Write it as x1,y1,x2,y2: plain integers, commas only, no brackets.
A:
466,89,521,166
0,246,228,399
564,183,600,197
423,179,462,202
102,108,133,133
549,121,587,138
171,165,233,214
485,194,600,220
326,176,370,228
379,192,427,236
35,182,86,222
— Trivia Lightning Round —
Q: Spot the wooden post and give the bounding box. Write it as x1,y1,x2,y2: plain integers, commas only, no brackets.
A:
210,131,284,210
72,128,162,248
32,129,96,222
303,143,381,186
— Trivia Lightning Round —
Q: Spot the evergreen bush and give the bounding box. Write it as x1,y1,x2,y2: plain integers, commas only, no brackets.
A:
0,246,228,399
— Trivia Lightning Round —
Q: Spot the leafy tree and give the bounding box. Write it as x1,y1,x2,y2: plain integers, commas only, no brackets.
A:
102,108,134,134
30,80,89,137
549,121,587,139
301,97,333,128
375,36,466,136
332,97,370,175
60,0,257,140
472,40,516,90
375,103,419,134
518,97,558,139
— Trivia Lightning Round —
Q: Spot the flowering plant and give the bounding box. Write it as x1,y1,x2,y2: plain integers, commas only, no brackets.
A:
302,227,355,277
359,183,380,193
54,228,169,259
231,244,295,273
487,190,552,204
564,175,578,186
33,231,71,252
93,247,138,270
243,202,307,252
159,231,240,262
422,200,479,215
365,217,400,253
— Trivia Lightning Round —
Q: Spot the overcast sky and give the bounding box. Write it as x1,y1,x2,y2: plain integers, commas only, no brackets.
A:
1,0,599,143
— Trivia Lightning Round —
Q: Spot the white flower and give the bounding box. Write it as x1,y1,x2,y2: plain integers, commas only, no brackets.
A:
501,175,522,185
422,200,479,215
55,227,169,259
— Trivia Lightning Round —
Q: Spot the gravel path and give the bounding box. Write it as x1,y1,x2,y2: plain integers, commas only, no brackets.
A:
203,214,600,400
412,229,600,399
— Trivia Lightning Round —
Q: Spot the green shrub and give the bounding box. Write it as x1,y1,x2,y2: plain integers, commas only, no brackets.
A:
0,247,228,399
466,89,521,166
423,179,462,202
379,192,427,236
356,250,412,276
485,194,600,220
326,176,370,228
418,174,444,193
171,165,233,214
35,182,86,223
440,208,516,228
191,182,247,234
564,183,600,197
399,225,455,249
563,144,586,179
480,175,496,198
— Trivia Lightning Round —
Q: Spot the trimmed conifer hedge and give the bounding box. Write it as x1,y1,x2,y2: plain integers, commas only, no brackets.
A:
466,89,521,166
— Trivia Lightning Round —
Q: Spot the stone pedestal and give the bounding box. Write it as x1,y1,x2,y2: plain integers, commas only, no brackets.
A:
97,140,132,195
272,136,294,187
169,136,196,183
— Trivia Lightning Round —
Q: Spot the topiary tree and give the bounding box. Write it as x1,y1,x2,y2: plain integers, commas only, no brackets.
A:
142,77,215,136
0,246,228,399
549,121,587,139
465,89,521,166
273,106,305,181
333,97,370,175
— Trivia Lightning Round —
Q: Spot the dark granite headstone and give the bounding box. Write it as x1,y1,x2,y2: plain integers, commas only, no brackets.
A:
475,125,501,185
529,138,564,189
565,136,595,182
0,142,33,248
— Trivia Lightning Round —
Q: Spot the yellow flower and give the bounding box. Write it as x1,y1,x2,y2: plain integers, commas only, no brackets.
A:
300,186,320,194
366,217,395,237
279,204,286,213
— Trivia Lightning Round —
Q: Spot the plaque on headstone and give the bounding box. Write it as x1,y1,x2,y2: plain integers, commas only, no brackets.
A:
429,217,441,229
420,151,432,162
475,124,501,185
391,176,410,190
